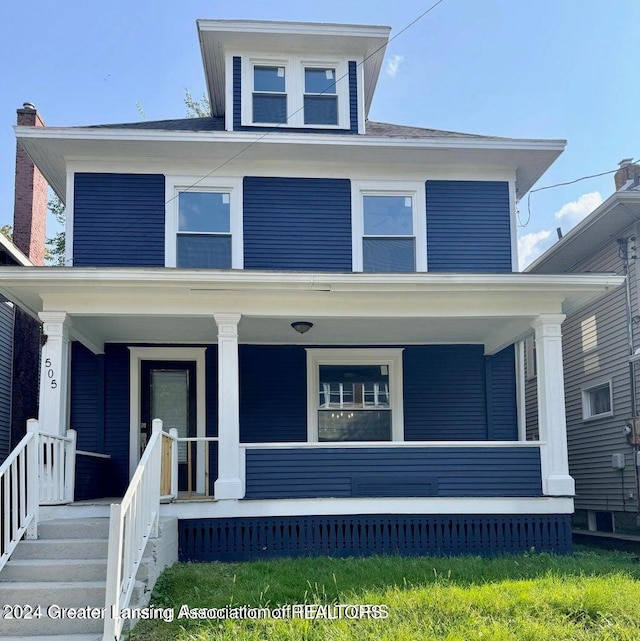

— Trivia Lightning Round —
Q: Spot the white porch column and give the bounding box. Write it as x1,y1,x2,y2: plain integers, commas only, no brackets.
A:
38,311,72,436
531,313,575,496
213,313,244,499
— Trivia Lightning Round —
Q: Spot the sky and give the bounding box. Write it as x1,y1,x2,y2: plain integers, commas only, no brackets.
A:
1,0,639,269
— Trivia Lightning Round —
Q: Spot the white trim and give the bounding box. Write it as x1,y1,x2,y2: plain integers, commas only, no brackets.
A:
351,180,427,272
581,378,614,421
224,54,234,132
306,348,404,442
515,341,527,441
128,347,207,492
76,450,111,459
525,335,537,381
160,496,574,519
64,171,74,266
242,440,543,449
240,54,350,129
164,175,243,269
509,179,518,272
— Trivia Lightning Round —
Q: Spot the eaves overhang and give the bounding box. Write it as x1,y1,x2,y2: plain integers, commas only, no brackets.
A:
527,191,640,273
15,125,566,204
196,19,391,119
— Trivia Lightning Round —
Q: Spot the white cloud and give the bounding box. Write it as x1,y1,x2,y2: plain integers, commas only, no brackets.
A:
385,54,405,78
554,191,603,224
518,229,553,270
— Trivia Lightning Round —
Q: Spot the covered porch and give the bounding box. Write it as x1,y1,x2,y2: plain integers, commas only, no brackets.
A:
0,268,624,511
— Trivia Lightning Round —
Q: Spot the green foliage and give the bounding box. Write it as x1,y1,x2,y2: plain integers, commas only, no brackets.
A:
184,88,211,118
0,224,12,241
131,549,640,641
46,194,65,266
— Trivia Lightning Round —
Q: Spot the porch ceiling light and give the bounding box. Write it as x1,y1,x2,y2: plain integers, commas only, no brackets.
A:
291,321,313,334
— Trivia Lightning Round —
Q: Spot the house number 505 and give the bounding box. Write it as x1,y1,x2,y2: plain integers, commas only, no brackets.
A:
44,358,57,389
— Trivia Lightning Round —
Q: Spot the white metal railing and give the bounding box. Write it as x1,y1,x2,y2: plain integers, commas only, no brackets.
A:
0,427,38,572
103,419,176,641
37,423,77,505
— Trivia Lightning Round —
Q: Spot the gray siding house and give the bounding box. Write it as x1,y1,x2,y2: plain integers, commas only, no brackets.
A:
527,160,640,532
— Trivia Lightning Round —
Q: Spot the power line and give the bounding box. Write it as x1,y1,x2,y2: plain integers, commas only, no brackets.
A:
519,157,640,228
68,2,448,264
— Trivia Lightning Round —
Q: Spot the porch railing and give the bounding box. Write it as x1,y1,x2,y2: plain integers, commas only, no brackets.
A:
177,436,219,498
38,423,77,505
103,419,177,641
0,427,38,572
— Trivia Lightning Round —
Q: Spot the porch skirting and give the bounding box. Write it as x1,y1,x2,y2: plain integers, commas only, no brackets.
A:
178,514,572,561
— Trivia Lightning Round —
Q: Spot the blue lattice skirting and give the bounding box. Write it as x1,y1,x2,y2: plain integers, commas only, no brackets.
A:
178,514,572,561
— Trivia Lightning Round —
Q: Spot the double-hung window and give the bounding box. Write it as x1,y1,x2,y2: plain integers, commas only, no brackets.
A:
252,65,287,124
165,177,243,269
352,182,427,272
307,349,404,442
242,57,349,129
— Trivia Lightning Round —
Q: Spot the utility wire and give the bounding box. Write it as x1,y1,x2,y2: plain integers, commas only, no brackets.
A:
519,157,640,228
68,1,448,264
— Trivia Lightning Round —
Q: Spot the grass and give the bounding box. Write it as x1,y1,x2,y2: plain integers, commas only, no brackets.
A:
130,548,640,640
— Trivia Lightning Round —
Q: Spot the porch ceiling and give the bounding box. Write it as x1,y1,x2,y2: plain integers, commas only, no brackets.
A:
0,268,624,355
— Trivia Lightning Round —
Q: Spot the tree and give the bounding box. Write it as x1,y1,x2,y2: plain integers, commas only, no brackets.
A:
184,89,210,118
45,194,65,266
0,224,12,241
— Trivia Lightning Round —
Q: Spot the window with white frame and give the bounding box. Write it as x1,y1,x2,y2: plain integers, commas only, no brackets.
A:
582,380,613,420
242,57,349,128
352,182,427,272
306,349,404,442
165,178,243,269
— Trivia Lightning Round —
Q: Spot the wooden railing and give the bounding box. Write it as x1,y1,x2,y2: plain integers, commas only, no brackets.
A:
177,436,219,498
0,427,38,572
103,419,176,641
38,424,77,505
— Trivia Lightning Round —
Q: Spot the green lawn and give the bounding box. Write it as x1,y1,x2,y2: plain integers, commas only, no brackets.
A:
130,548,640,640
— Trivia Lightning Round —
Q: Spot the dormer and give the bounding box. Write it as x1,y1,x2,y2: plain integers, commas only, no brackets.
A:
197,20,390,134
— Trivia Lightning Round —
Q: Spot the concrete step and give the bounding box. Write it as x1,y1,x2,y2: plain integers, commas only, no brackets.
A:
0,559,108,582
0,581,145,636
37,518,110,540
11,539,109,560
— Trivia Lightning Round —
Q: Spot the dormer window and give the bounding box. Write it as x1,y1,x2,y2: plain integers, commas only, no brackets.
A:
253,65,287,124
241,57,349,129
304,67,337,125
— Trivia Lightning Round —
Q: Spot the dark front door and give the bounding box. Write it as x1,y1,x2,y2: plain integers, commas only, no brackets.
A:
141,360,196,492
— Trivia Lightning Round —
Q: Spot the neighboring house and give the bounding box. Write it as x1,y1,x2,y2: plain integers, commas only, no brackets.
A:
0,19,624,559
527,160,640,533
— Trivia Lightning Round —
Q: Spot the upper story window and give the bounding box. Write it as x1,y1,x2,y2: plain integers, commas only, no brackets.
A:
241,57,349,129
352,181,427,272
165,177,243,269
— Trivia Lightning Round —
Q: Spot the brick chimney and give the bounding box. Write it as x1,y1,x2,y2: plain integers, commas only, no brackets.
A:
13,102,47,266
614,158,640,191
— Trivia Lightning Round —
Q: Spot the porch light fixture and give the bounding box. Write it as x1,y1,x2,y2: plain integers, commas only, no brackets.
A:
291,321,313,334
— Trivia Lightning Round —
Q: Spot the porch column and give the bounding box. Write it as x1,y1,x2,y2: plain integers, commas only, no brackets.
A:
38,311,72,436
531,313,575,496
213,313,244,499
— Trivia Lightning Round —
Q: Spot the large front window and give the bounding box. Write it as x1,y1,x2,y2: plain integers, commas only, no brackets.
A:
307,349,404,442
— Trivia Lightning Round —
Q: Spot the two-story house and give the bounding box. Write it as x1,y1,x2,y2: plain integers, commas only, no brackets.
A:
0,20,624,561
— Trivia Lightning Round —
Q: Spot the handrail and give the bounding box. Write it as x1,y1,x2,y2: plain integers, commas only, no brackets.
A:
103,419,169,641
0,427,38,572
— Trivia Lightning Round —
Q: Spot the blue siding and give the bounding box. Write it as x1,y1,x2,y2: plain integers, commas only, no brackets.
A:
103,344,130,495
243,177,352,271
0,300,13,461
70,342,104,453
74,452,112,501
73,173,165,267
233,56,359,134
486,345,517,440
245,447,541,498
426,181,512,272
179,514,572,561
404,345,488,440
240,346,307,442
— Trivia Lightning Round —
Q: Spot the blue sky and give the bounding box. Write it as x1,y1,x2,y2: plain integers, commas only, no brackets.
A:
2,0,639,267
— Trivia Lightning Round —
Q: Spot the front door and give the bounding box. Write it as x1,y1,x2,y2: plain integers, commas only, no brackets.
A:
141,360,196,492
